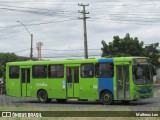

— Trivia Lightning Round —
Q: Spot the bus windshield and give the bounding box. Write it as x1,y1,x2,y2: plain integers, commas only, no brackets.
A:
133,64,152,84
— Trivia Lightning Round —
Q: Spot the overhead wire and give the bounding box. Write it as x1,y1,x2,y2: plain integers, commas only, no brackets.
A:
0,1,159,29
0,0,159,56
0,18,78,40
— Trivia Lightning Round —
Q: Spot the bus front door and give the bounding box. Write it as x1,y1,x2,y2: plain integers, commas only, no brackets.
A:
21,68,31,97
116,65,130,100
66,67,79,98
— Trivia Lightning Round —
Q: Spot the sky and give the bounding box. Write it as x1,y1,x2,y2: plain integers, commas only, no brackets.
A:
0,0,160,60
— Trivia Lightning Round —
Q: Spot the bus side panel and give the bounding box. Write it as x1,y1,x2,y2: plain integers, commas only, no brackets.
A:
31,79,67,99
49,78,66,99
98,58,114,98
79,60,99,100
6,66,10,95
6,66,21,97
31,79,50,98
6,79,21,97
79,78,99,99
98,78,113,97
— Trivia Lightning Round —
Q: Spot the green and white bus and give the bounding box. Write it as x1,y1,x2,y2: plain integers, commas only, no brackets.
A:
6,57,153,105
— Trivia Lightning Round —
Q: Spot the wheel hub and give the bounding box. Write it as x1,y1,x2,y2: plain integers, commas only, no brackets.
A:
104,94,110,101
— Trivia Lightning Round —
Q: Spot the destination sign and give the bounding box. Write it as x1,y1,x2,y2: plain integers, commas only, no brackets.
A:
134,58,149,63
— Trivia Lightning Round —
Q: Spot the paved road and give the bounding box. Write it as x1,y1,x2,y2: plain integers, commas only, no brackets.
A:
0,86,160,111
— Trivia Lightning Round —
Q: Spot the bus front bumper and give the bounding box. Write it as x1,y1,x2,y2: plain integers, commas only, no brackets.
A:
133,89,153,100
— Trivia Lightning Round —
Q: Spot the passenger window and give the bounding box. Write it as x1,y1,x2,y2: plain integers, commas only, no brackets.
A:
48,64,64,78
32,65,47,78
81,63,94,78
9,66,19,79
67,68,72,83
74,67,79,83
95,63,114,78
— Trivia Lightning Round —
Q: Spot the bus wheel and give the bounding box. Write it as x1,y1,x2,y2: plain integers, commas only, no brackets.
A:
100,91,113,105
37,90,50,103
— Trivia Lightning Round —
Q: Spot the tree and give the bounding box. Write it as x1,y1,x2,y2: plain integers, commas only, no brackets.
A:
101,33,160,67
143,43,160,68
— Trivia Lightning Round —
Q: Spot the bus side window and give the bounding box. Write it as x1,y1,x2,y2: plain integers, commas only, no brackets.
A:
81,63,94,78
32,65,47,78
9,66,19,79
48,64,64,78
95,63,114,78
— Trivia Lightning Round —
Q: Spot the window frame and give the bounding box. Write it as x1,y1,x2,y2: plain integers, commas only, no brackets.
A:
95,63,114,78
81,63,95,78
9,66,20,79
32,65,47,78
48,64,64,78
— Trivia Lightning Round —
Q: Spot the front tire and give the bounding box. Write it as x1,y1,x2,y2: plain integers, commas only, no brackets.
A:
37,90,51,103
100,91,113,105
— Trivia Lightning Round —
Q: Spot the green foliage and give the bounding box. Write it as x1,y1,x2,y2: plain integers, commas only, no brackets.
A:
0,52,30,78
101,33,160,67
143,43,160,68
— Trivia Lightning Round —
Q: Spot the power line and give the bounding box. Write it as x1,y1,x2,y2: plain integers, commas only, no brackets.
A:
89,19,160,25
0,3,77,13
35,48,100,51
0,0,159,51
13,49,30,53
40,54,101,59
0,18,77,29
0,19,78,42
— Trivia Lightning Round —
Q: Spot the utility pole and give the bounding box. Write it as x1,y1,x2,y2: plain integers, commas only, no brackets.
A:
36,42,43,60
78,3,89,59
31,34,33,59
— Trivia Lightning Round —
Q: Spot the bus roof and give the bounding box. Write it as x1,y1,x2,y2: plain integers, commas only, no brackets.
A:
6,57,148,66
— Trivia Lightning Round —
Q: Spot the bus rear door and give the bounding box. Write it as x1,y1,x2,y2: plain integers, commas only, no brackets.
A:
116,65,130,100
66,67,79,98
21,68,31,97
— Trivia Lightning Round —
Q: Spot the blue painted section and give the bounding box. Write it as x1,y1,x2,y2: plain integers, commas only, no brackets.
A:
98,58,113,63
98,58,114,97
98,78,114,96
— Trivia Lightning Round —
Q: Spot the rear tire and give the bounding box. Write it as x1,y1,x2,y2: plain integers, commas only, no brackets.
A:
37,90,51,103
100,91,113,105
